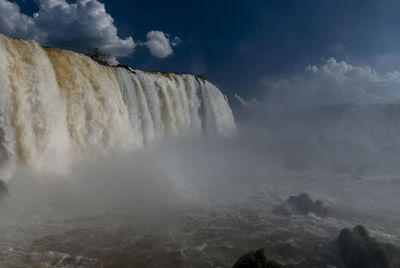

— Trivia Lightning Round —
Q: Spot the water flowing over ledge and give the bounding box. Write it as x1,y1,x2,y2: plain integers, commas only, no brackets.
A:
0,34,235,179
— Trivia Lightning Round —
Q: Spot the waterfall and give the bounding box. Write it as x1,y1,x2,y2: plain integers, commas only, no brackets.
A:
0,34,236,179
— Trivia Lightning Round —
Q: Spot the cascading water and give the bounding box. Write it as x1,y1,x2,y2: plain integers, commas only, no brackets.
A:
0,34,235,179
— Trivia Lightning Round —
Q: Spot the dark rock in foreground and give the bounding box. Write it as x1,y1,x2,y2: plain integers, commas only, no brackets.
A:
276,193,329,217
0,180,7,201
337,225,400,268
232,249,282,268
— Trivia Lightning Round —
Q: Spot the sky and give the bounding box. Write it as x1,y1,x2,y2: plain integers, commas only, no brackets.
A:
1,0,400,104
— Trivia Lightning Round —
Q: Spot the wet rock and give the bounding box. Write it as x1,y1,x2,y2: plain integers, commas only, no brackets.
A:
337,225,400,268
277,193,328,217
232,248,283,268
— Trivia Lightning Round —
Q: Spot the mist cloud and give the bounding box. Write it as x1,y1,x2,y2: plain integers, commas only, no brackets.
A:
262,58,400,109
234,93,262,107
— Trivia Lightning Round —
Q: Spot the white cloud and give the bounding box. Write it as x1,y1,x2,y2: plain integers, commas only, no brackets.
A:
142,30,181,59
0,0,135,63
0,0,182,62
0,0,43,40
263,58,400,108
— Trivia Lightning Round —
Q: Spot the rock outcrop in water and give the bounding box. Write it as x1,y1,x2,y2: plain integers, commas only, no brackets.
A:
0,34,236,178
275,193,329,217
232,226,400,268
232,249,282,268
337,225,400,268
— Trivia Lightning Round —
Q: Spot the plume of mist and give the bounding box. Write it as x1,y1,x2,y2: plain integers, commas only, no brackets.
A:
234,58,400,175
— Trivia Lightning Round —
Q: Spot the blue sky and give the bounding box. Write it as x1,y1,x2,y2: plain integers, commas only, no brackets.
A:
2,0,400,103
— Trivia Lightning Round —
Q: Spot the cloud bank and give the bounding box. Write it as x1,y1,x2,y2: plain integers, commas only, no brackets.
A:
261,58,400,108
0,0,181,63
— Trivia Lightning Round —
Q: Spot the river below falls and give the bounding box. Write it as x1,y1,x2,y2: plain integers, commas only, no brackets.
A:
0,170,399,268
